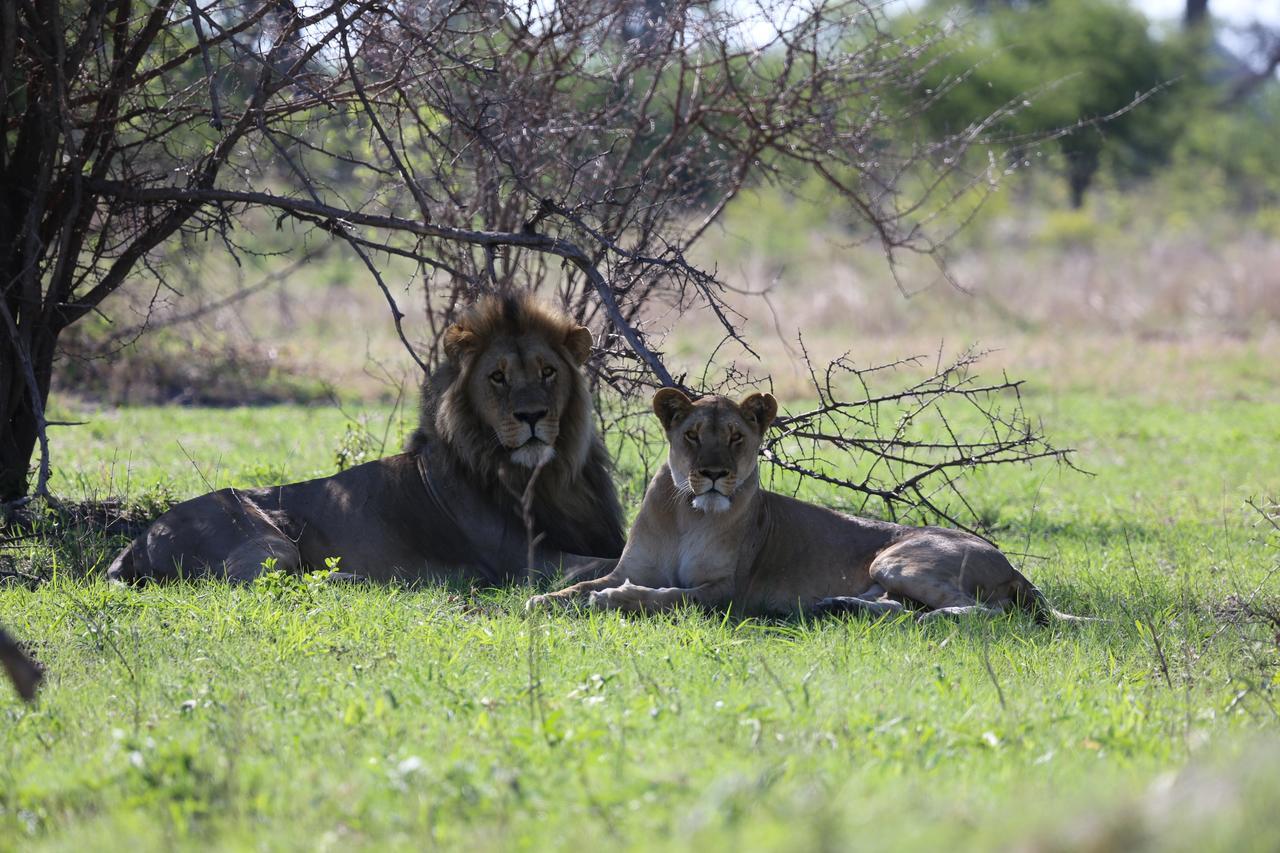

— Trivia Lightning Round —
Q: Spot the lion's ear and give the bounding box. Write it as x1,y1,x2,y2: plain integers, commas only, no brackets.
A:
564,325,593,365
739,393,778,433
443,324,477,362
653,387,693,430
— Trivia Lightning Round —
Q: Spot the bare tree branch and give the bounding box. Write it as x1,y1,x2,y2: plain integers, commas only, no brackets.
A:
185,0,224,130
83,181,679,386
760,344,1076,532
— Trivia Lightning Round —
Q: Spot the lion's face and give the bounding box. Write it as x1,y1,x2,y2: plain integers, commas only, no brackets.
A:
465,334,578,466
443,301,594,469
653,389,777,514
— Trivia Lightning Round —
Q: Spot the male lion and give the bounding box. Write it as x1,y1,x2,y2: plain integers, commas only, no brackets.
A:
108,295,625,584
528,389,1091,622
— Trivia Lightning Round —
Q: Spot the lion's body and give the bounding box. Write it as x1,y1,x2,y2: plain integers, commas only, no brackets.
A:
108,295,625,584
531,391,1082,622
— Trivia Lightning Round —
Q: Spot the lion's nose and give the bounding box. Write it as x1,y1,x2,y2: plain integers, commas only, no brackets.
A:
699,468,730,482
515,409,547,428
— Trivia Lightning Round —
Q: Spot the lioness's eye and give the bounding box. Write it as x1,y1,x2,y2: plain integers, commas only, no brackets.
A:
684,430,699,444
541,365,556,379
489,370,506,385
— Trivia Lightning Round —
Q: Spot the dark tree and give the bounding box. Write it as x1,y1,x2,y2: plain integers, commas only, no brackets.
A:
1,1,1063,528
1185,0,1209,29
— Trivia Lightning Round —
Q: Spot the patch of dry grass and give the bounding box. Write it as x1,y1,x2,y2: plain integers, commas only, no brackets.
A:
675,202,1280,402
61,203,1280,409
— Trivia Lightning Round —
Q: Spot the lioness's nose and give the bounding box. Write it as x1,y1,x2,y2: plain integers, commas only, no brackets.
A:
699,468,729,482
515,409,547,427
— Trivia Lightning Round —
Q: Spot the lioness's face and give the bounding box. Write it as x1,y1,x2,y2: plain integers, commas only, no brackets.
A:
653,389,777,514
458,330,590,467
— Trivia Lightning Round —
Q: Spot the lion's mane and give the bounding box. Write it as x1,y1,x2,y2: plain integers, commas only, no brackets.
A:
408,294,626,559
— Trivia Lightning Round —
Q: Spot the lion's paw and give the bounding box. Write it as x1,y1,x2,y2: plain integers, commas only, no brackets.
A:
589,581,640,611
526,593,582,613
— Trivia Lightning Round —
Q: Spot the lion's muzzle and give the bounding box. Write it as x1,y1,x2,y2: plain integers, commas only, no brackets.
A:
688,469,737,514
500,410,561,467
498,411,560,454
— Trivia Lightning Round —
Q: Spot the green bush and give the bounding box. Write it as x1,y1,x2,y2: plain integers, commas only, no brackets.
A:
905,0,1195,207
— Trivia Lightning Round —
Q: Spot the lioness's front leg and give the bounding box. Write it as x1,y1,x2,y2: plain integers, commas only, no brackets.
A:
525,574,623,611
589,580,730,613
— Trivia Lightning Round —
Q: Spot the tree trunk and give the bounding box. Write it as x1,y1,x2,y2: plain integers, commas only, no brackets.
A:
1067,173,1088,210
0,326,56,503
1065,149,1099,210
1184,0,1209,29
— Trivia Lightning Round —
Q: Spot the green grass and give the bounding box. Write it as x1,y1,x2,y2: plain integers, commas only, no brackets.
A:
4,373,1280,850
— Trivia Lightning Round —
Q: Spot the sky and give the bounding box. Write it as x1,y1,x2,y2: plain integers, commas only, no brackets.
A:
1126,1,1280,65
884,1,1280,27
879,1,1280,63
1136,0,1280,27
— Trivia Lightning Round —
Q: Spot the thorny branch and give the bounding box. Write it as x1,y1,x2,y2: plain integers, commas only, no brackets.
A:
519,456,552,583
759,344,1077,532
519,454,552,739
184,0,224,131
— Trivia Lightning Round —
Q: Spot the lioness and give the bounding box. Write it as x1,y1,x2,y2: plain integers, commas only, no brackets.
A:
528,389,1089,622
108,295,625,584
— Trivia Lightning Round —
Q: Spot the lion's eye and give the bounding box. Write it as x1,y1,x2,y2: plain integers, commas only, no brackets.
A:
684,430,699,444
541,365,556,379
489,370,506,385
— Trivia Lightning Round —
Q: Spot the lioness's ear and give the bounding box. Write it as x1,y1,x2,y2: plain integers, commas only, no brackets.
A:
739,393,778,433
564,325,593,365
653,388,693,430
442,324,477,362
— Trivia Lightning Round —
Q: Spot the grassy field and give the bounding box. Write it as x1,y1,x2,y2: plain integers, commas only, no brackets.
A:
3,338,1279,851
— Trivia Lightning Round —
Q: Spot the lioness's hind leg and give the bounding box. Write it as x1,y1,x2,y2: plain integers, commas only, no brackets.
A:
868,538,992,612
869,541,1016,623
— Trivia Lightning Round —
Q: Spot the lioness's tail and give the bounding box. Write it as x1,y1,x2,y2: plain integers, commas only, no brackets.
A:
1014,576,1105,625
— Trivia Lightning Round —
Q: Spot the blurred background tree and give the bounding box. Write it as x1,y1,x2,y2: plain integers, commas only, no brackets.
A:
905,0,1193,208
882,0,1280,211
